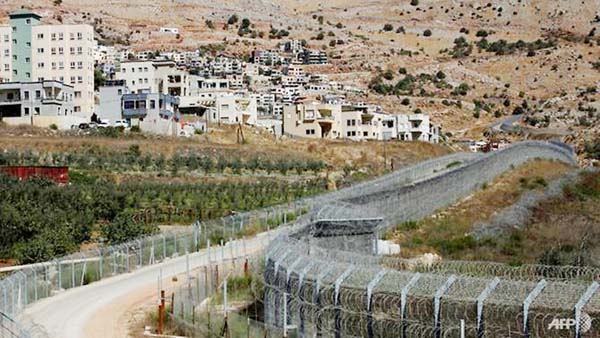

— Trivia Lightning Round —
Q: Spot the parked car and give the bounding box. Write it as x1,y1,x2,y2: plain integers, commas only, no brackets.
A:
96,120,110,128
114,120,129,128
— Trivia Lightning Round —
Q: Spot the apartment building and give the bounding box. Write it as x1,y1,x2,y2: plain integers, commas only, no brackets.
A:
252,50,281,65
300,50,328,65
0,80,74,117
96,80,130,123
122,92,180,135
0,26,11,82
283,103,439,142
397,114,440,143
117,60,188,96
0,10,95,116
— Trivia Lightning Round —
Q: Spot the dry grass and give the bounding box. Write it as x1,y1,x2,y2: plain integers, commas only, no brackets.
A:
388,160,575,261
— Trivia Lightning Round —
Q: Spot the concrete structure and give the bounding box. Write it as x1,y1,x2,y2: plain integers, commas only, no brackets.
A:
0,80,74,118
211,95,257,125
283,103,439,142
122,92,180,135
159,27,179,34
397,114,440,143
0,26,11,82
96,80,130,123
117,60,188,96
252,50,281,65
0,10,95,116
301,50,328,65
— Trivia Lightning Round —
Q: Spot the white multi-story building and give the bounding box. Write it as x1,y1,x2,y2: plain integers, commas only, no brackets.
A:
283,103,439,142
0,10,95,116
117,60,188,96
0,26,12,82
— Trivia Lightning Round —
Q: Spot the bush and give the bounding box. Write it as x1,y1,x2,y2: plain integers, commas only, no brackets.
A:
383,24,394,32
130,125,141,132
49,123,58,130
423,29,432,37
585,138,600,160
475,30,488,38
410,0,419,6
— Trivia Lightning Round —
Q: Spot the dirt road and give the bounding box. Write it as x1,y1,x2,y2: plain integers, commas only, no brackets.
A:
23,231,276,338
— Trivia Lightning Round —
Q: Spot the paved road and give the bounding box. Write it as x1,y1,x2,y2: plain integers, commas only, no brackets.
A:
23,231,276,338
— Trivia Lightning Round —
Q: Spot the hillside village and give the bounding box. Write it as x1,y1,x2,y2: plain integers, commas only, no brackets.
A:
0,0,598,165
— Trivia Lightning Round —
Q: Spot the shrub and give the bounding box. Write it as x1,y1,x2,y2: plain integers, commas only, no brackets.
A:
410,0,419,6
401,98,410,105
435,71,446,79
383,24,394,32
130,125,141,132
49,123,58,130
423,29,432,37
475,30,488,38
227,14,239,25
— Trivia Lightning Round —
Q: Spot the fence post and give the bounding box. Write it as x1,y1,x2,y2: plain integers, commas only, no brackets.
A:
400,273,420,338
574,281,598,338
71,260,76,288
32,266,38,302
476,277,500,338
523,279,546,338
334,266,354,338
126,246,130,273
366,270,387,338
162,234,167,260
434,275,457,338
298,262,313,337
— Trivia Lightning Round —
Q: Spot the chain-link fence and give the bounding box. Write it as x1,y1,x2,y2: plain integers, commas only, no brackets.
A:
0,140,586,338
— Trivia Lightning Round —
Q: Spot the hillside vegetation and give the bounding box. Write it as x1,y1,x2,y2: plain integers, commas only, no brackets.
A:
385,160,598,266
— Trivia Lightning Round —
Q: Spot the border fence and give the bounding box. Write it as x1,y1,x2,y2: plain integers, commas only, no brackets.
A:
1,140,592,338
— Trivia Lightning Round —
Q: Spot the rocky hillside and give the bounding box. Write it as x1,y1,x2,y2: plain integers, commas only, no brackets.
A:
2,0,599,160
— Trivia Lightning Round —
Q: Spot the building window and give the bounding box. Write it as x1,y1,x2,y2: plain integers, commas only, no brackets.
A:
58,33,63,40
37,48,44,54
3,35,8,43
124,101,134,109
11,27,16,33
75,91,81,98
77,32,83,40
77,47,82,55
59,62,64,69
35,90,41,99
117,89,122,95
70,47,75,55
51,48,56,55
26,19,31,25
149,100,156,109
77,76,83,83
34,107,40,115
24,91,29,100
24,107,29,116
70,62,76,69
37,62,44,68
3,64,8,71
51,62,57,70
25,57,30,63
6,93,13,100
3,49,8,57
70,76,76,84
37,33,43,39
74,106,81,112
12,39,17,44
59,47,64,55
70,33,75,40
51,33,56,41
77,62,83,69
25,72,30,78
